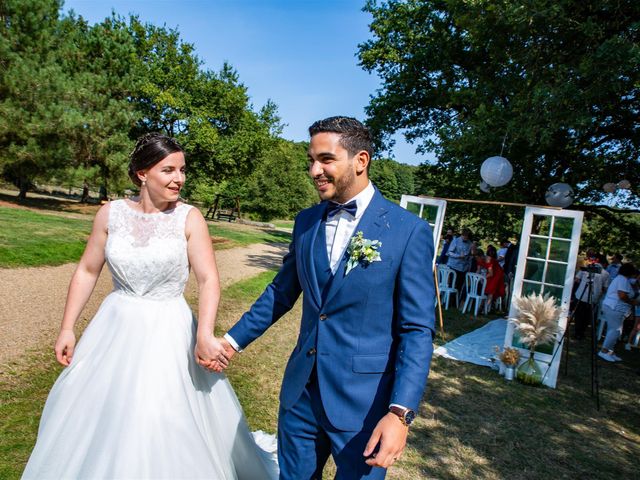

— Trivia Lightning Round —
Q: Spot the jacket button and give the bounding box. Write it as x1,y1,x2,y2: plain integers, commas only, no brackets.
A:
307,348,317,356
319,314,327,321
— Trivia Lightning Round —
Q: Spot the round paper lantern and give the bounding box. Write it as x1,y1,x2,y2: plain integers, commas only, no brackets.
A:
603,182,617,193
617,179,631,190
479,180,491,193
480,156,513,187
545,182,574,208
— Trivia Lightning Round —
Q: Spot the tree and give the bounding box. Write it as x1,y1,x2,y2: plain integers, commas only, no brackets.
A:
236,140,317,221
59,13,139,194
0,0,74,199
359,0,640,246
369,158,417,201
128,20,277,187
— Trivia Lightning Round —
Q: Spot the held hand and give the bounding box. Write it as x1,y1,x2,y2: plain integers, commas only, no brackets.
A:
195,335,229,373
219,337,237,363
54,329,76,366
363,413,409,469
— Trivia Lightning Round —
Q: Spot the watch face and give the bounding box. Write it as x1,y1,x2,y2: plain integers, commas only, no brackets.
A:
404,410,416,425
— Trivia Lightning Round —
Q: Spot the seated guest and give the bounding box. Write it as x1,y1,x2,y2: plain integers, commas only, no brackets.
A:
484,245,506,312
473,248,487,276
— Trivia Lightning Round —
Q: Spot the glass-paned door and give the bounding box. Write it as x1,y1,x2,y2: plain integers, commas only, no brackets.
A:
504,207,583,388
400,195,447,267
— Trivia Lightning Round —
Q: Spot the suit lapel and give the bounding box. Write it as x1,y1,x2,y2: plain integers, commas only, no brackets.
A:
323,190,388,307
300,206,324,309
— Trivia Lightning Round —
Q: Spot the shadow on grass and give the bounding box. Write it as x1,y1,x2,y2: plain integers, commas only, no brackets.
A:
0,192,99,216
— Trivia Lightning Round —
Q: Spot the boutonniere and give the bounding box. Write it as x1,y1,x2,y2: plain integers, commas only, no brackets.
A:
346,231,382,275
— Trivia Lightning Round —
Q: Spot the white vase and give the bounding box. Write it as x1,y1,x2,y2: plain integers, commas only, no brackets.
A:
505,366,515,381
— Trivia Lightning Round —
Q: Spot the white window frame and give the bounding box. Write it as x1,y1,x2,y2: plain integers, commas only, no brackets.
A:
504,206,584,388
400,195,447,268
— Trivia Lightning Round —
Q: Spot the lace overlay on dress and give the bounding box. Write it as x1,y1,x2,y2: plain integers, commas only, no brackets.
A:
105,199,193,299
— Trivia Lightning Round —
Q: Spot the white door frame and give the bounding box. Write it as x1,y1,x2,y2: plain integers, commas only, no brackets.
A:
400,195,447,267
504,206,584,388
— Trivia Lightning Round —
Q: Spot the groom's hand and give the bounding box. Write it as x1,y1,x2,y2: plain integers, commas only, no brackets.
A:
363,413,409,469
219,337,237,363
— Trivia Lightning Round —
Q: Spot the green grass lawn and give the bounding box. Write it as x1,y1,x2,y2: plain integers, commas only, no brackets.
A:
0,207,93,268
272,220,294,230
2,271,639,479
207,222,291,248
0,205,290,268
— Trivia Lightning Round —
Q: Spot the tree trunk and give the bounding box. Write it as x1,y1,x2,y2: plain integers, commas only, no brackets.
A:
17,177,29,201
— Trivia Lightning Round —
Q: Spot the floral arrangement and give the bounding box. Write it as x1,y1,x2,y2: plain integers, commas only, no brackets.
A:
495,346,521,367
509,292,560,352
346,231,382,275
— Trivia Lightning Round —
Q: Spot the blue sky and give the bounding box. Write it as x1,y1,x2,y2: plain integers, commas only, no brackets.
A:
63,0,434,166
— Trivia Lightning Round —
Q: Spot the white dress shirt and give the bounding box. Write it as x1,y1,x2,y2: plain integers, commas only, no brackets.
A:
325,182,375,274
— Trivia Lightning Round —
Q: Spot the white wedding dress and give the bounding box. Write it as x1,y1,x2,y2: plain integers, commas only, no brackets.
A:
23,199,278,480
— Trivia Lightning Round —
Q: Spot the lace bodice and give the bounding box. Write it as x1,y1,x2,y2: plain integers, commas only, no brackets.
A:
105,199,193,299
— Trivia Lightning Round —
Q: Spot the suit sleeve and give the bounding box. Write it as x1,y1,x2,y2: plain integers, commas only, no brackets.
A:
227,221,303,350
390,220,436,412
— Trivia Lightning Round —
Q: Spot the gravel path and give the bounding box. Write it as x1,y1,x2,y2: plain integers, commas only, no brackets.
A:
0,242,287,370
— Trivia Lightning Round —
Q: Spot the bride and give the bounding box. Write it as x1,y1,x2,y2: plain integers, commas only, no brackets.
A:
22,133,278,479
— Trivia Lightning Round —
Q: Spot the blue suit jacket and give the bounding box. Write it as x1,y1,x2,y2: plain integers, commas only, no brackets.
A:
228,189,435,431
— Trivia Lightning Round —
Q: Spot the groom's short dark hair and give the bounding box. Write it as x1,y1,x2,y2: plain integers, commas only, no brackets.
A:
309,116,373,159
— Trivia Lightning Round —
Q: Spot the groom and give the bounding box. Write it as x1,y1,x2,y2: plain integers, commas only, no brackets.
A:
222,116,435,479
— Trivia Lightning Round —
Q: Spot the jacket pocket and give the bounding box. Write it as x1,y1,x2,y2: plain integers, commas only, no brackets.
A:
352,354,391,373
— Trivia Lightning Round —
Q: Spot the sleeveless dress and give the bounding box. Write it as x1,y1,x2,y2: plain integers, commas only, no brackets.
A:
22,199,278,480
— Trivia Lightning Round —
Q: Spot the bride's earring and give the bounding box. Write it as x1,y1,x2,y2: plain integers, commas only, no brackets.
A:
142,180,146,188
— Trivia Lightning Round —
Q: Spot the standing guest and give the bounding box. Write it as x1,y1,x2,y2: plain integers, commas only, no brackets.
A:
599,263,639,362
447,228,473,293
606,253,624,280
438,234,454,265
497,240,508,268
484,246,506,312
573,250,607,340
221,116,435,479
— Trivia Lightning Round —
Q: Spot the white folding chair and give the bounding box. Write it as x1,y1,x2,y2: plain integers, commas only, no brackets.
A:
462,272,488,316
437,265,459,310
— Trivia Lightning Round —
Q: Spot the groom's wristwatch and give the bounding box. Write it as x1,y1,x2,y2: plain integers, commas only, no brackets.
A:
389,406,416,427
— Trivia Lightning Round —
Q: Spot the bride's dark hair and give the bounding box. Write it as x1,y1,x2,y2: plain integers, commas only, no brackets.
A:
128,133,184,187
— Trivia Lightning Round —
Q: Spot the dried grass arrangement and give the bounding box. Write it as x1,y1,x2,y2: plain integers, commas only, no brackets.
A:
510,292,560,352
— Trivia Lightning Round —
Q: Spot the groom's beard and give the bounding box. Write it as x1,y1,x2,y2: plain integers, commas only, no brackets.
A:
315,168,356,204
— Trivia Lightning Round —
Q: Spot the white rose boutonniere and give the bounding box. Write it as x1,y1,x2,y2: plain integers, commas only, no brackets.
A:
346,231,382,275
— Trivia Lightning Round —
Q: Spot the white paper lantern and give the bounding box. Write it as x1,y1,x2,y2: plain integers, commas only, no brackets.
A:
545,182,574,208
479,180,491,193
603,182,617,193
618,179,631,190
480,156,513,187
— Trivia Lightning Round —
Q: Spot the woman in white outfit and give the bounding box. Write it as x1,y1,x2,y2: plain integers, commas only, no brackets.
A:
22,133,277,479
599,262,638,363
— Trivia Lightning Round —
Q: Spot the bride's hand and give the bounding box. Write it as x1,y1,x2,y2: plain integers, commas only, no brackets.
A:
54,329,76,366
195,335,229,372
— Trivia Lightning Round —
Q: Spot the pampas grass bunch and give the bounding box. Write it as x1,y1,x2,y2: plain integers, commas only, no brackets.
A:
510,293,560,351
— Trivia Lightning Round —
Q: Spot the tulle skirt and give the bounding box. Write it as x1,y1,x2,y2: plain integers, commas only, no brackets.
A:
22,291,278,480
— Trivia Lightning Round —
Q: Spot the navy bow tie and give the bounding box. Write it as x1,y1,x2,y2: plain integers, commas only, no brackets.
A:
326,200,357,219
